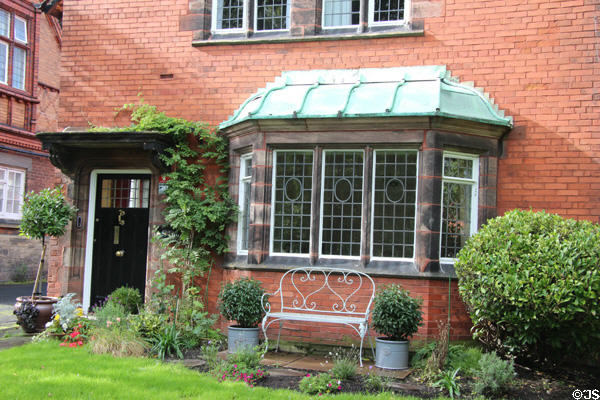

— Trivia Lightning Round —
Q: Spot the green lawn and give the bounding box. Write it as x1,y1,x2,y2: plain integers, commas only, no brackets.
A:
0,342,442,400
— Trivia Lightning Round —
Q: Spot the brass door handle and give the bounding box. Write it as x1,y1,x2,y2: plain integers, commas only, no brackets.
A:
115,250,125,257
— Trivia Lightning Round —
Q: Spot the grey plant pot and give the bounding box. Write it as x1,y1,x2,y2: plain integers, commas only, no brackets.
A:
375,337,409,370
227,325,260,353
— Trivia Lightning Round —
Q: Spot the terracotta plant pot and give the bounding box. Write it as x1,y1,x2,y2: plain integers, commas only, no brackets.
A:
14,296,59,333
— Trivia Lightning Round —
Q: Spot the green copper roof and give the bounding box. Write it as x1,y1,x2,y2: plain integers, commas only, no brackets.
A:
219,65,513,130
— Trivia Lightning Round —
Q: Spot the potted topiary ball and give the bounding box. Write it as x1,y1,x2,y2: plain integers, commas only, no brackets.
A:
14,187,77,333
218,277,265,353
372,284,423,369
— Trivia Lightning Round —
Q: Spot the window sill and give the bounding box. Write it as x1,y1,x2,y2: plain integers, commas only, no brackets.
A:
0,218,21,229
193,25,424,46
224,255,457,279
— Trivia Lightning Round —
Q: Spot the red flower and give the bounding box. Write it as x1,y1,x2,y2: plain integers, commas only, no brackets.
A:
69,343,77,348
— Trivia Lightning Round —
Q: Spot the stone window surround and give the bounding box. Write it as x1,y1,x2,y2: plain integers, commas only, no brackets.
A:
225,128,500,278
190,0,423,44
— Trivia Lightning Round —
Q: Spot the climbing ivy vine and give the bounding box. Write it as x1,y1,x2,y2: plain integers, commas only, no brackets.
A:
91,101,236,299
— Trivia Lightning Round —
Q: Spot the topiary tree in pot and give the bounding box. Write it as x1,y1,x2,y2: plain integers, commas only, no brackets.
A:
218,277,265,353
372,284,423,369
13,187,77,333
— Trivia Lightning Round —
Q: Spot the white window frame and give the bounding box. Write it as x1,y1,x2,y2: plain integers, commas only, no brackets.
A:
254,0,291,32
439,152,479,264
211,0,248,34
0,166,26,220
237,154,253,255
0,9,9,38
368,0,410,27
14,16,26,44
321,0,362,30
269,149,312,258
319,149,365,260
0,41,7,85
370,149,418,262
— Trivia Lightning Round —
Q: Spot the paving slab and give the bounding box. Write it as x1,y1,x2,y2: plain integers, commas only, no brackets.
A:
267,368,307,377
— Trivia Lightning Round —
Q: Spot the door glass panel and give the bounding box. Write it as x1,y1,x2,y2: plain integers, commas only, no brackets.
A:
100,178,150,208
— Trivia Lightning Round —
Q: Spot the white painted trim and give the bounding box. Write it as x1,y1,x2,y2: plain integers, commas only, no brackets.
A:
211,0,248,34
370,149,418,261
439,152,479,265
82,169,151,312
368,0,410,27
237,154,252,255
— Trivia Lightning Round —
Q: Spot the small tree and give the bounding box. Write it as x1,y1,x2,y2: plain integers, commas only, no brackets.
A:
19,187,77,301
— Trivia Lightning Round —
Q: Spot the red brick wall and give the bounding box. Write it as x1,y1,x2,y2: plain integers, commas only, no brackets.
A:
55,0,599,341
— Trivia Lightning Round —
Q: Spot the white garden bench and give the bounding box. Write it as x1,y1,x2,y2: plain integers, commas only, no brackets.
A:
261,267,376,366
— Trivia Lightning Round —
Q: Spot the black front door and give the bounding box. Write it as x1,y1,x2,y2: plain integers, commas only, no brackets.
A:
90,174,151,307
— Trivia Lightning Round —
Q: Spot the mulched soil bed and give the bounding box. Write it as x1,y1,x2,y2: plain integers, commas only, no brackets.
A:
176,348,599,399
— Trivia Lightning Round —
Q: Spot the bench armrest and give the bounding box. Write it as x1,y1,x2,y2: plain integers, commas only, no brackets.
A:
261,291,277,313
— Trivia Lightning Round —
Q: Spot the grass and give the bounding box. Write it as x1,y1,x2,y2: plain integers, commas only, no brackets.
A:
0,342,448,400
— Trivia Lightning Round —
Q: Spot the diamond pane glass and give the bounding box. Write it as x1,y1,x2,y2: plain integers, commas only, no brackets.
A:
373,0,404,22
323,0,360,27
441,182,472,258
444,157,473,179
100,178,150,209
12,46,25,90
217,0,244,29
240,180,251,250
256,0,289,30
322,151,363,257
272,151,313,254
372,151,417,258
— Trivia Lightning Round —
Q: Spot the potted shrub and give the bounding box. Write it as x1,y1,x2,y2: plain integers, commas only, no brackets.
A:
218,277,265,353
372,284,423,369
13,187,77,333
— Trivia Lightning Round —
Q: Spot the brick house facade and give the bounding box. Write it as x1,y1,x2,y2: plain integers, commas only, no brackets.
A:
0,0,62,282
44,0,599,343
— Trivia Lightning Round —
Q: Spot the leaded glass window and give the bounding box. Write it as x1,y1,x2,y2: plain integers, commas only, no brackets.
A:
0,10,9,37
256,0,289,31
440,153,478,260
323,0,360,27
0,42,7,84
370,0,406,24
238,154,252,253
321,150,363,257
271,151,313,255
215,0,245,30
14,16,26,43
100,178,150,209
372,150,417,259
12,46,25,90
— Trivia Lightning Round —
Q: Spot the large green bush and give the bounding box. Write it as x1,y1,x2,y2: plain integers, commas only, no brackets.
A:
455,209,600,362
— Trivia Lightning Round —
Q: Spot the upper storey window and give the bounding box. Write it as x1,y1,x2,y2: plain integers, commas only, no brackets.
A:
0,9,28,91
213,0,291,33
211,0,408,33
